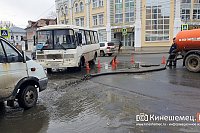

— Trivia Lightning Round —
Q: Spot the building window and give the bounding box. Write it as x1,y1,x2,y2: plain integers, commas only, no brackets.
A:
125,0,135,22
194,0,200,3
66,19,69,24
60,20,64,24
193,0,200,19
181,9,190,20
99,0,103,7
182,0,191,3
145,0,170,42
75,17,84,26
93,15,98,26
65,5,68,15
115,0,123,23
93,0,98,8
75,3,79,13
80,17,84,27
75,18,79,26
80,2,84,12
99,14,104,25
181,0,191,21
60,7,64,17
99,33,104,42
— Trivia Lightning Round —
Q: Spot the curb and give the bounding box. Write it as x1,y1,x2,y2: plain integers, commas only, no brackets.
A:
89,65,166,78
114,52,168,55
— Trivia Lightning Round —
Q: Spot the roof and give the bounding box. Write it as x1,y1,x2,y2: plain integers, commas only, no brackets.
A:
37,24,97,31
10,26,26,33
25,19,57,30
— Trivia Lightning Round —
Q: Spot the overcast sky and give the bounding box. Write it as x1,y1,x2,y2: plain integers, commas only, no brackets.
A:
0,0,56,28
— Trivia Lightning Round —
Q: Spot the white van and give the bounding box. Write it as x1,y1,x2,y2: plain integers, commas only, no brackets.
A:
0,37,48,109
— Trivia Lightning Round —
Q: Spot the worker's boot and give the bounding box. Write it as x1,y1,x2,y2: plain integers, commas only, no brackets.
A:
168,61,172,66
173,62,177,67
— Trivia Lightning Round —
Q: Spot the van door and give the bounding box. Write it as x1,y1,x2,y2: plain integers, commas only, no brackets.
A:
0,39,27,99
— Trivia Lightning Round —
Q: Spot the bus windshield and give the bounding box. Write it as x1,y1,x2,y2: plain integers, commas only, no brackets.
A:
37,29,76,50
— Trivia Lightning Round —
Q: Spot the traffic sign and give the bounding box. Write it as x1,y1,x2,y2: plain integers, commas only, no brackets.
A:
181,24,188,31
0,28,10,38
122,28,127,36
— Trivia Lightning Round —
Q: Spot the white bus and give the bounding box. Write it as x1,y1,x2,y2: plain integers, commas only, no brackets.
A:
35,25,100,73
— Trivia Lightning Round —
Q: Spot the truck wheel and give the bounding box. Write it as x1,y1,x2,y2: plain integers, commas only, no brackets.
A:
185,54,200,72
18,85,38,109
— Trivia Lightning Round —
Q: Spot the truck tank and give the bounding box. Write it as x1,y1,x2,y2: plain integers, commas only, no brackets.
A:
175,29,200,51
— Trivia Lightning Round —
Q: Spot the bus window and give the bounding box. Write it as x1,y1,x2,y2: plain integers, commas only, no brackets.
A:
54,29,76,49
37,31,53,50
94,31,99,43
79,30,86,45
85,30,91,45
90,31,95,44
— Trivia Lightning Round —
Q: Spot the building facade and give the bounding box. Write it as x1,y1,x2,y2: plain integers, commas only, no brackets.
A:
25,19,57,51
9,26,26,50
55,0,200,50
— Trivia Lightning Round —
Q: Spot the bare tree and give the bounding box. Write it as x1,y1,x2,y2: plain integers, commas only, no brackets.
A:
47,11,57,19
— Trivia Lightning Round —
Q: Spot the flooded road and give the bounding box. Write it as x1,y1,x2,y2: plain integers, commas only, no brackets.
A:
0,54,200,133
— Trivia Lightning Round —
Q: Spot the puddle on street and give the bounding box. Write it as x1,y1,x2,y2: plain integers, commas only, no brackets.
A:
0,79,141,133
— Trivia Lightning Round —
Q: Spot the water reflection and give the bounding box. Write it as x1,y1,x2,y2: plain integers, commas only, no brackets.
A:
0,104,49,133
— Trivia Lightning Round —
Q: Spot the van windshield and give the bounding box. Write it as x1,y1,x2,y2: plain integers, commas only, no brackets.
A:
37,29,76,50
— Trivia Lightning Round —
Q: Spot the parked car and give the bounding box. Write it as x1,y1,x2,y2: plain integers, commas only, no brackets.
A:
99,42,116,56
0,37,48,109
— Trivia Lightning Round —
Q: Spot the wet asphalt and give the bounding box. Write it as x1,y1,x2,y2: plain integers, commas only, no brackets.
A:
0,53,200,133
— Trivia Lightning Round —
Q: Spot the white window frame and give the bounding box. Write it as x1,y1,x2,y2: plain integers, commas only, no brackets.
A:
80,2,84,12
80,17,84,27
93,15,98,26
98,14,104,25
93,0,98,8
99,0,104,7
75,3,79,13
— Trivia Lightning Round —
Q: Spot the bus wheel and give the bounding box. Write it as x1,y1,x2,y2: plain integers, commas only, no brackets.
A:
77,58,85,71
185,54,200,72
47,68,52,74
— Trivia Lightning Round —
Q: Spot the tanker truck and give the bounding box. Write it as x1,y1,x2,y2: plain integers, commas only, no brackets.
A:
172,29,200,72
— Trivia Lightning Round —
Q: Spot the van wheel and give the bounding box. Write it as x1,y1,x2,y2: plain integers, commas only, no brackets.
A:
18,85,38,109
185,54,200,72
47,68,52,74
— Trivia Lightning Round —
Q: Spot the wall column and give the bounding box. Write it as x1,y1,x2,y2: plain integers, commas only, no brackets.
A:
134,0,142,50
106,0,111,42
173,0,182,37
68,0,73,25
86,0,90,28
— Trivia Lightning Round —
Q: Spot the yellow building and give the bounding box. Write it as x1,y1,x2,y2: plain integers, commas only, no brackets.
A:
55,0,200,50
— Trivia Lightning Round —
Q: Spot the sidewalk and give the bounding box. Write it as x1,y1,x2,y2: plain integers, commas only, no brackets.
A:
116,46,170,54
